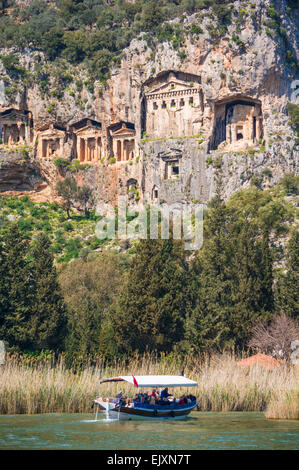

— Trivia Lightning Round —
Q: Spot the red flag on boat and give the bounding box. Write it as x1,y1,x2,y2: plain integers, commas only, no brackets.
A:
132,375,138,387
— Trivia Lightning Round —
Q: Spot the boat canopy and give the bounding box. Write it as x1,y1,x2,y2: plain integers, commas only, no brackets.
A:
99,375,198,388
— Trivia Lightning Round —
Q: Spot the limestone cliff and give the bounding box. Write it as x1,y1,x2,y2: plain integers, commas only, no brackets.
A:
0,0,298,206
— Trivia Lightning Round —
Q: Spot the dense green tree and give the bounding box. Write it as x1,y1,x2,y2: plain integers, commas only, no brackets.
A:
185,178,275,354
59,252,127,360
275,230,299,318
88,30,116,54
87,48,113,81
62,30,87,63
112,237,193,356
185,182,236,353
141,0,166,31
228,226,274,349
279,173,299,196
42,27,65,60
0,224,33,349
0,225,69,352
0,239,7,336
28,233,67,350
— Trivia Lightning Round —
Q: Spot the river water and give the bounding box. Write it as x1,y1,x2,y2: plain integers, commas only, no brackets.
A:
0,412,298,450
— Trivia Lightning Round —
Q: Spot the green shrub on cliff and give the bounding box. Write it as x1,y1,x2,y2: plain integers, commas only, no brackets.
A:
53,157,71,169
0,1,258,83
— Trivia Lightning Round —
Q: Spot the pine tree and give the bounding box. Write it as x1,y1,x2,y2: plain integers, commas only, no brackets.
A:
29,232,67,350
185,180,235,353
229,225,274,349
112,237,193,356
275,230,299,318
0,238,7,338
0,224,33,349
185,177,275,353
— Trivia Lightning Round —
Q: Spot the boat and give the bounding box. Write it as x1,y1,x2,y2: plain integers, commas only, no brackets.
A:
93,374,198,420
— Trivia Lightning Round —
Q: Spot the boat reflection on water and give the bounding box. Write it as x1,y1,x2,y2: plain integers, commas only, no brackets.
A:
93,375,198,421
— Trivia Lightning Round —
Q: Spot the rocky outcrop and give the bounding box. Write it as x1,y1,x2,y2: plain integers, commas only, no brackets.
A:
0,149,45,193
0,0,298,205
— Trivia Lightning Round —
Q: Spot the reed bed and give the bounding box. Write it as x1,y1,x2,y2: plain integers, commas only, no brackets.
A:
0,352,298,419
265,391,299,420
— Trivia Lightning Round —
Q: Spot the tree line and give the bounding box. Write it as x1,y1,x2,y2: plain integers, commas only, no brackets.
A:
0,181,298,362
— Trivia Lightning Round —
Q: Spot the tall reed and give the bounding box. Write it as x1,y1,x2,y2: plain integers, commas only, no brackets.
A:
0,352,298,418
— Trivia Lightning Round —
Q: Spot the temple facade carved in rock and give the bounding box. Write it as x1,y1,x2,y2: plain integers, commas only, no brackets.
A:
0,70,268,205
143,71,204,139
70,118,103,164
0,109,33,147
36,124,67,159
210,96,263,151
109,122,136,162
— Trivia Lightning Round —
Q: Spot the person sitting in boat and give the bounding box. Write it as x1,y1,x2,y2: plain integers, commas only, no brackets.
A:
149,395,156,405
188,393,196,402
161,387,172,400
134,393,139,403
159,387,172,405
177,395,187,405
113,391,124,404
120,396,128,406
150,389,159,402
143,392,150,404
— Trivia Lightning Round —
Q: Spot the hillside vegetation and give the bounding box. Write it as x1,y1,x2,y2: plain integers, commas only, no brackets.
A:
0,177,298,361
0,0,298,100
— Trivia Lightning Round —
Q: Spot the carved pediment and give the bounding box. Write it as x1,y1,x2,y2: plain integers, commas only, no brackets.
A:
110,124,135,137
0,108,30,122
147,79,198,96
38,124,66,137
158,148,182,162
74,125,102,136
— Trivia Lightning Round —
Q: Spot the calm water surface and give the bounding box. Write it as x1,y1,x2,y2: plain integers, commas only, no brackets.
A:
0,412,298,450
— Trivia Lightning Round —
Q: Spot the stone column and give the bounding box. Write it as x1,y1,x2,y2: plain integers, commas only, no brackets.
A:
116,139,122,161
226,124,231,144
121,139,125,161
249,115,254,142
24,122,29,143
8,126,13,146
97,137,102,161
84,138,88,162
231,124,236,144
79,138,85,162
46,140,50,158
59,138,64,157
257,118,262,141
77,138,80,161
17,122,23,143
124,140,128,161
86,138,90,161
42,139,47,158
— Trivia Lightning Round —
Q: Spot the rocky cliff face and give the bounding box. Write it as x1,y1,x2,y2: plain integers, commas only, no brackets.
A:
0,149,44,193
0,0,298,206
